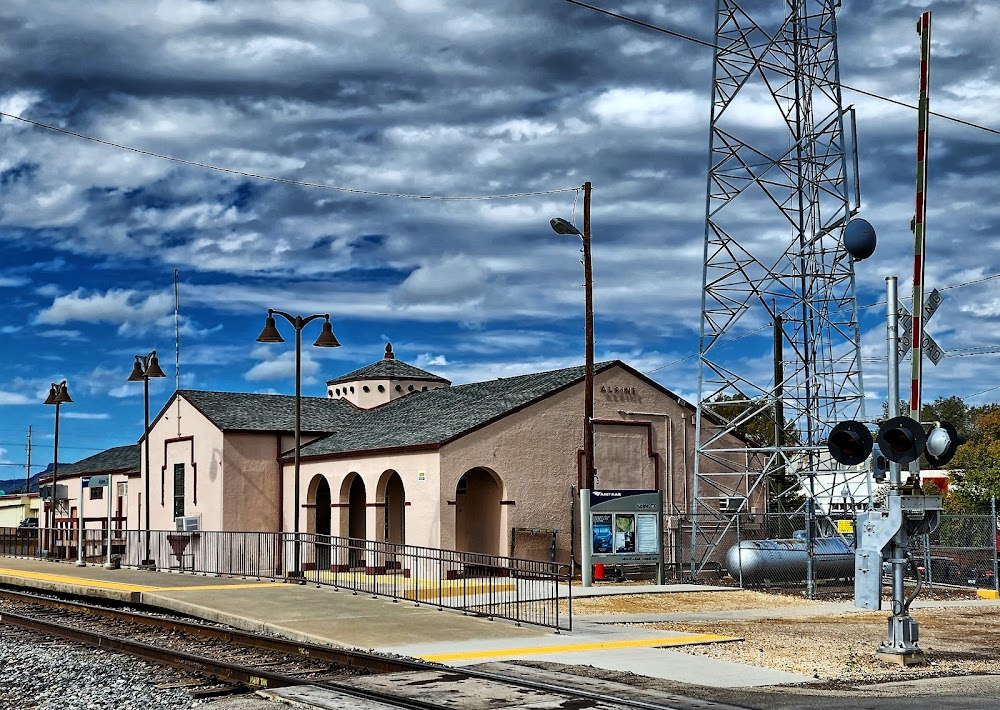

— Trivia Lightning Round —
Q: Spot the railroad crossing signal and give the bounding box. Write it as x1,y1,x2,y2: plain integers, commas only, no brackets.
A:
827,418,965,468
897,288,944,365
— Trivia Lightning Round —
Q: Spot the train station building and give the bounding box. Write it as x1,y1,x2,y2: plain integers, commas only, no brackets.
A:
49,344,753,571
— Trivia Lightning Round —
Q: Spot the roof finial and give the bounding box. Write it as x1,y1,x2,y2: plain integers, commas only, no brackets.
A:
384,342,395,360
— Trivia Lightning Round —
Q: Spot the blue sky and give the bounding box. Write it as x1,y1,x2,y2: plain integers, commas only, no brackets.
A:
2,1,1000,479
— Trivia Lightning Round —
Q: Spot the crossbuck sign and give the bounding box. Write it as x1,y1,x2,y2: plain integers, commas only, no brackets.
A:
897,288,944,366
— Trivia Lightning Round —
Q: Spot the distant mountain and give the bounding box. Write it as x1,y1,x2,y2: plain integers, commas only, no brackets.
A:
0,464,65,495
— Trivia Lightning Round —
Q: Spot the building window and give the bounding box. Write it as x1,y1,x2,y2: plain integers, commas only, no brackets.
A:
173,463,185,519
378,385,385,393
328,389,333,397
395,385,402,392
350,386,355,393
89,486,103,500
336,388,341,396
363,385,370,393
408,385,414,392
421,386,427,391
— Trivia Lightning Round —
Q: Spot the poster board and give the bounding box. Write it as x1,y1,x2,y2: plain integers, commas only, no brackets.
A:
589,490,663,570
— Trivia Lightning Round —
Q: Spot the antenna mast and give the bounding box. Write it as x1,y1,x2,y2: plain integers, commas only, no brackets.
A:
691,0,866,575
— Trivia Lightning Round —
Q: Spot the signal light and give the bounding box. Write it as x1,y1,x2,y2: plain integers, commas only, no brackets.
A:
828,420,874,465
924,421,965,468
876,416,926,465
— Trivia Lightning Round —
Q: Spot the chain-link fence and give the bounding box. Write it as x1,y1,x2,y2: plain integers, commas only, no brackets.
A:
687,506,1000,599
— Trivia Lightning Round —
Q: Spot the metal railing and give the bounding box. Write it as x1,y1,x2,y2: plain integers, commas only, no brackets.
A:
0,526,571,631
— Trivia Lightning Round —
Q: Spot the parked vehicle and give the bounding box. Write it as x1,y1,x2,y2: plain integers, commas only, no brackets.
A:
962,563,996,587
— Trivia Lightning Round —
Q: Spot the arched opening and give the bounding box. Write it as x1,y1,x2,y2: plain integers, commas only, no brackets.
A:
454,467,502,555
347,475,366,568
379,471,405,545
314,477,332,537
306,475,333,572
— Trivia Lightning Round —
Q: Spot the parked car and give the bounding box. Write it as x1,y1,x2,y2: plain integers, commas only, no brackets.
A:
962,563,996,587
16,518,38,537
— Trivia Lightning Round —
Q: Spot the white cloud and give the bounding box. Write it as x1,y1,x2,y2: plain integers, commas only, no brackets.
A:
0,392,31,405
35,289,174,334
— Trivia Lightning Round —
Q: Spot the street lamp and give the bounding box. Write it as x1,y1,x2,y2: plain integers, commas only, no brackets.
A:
550,180,596,586
43,380,72,559
127,350,166,568
256,309,341,578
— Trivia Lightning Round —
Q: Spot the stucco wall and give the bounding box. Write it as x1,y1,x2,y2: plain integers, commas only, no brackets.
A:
438,364,747,567
144,395,224,531
222,432,282,532
295,450,441,549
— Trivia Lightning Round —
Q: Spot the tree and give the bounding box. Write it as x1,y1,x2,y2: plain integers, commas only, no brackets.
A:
946,408,1000,513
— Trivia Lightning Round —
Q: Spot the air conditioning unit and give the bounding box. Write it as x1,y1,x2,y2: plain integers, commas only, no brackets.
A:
719,497,746,514
174,515,201,531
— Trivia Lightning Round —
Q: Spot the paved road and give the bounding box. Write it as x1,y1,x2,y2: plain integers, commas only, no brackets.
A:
648,674,998,708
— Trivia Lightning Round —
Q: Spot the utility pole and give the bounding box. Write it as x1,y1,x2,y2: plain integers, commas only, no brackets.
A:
908,11,932,464
25,426,32,495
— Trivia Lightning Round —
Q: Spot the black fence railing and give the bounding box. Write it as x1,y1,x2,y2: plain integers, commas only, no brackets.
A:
0,526,571,631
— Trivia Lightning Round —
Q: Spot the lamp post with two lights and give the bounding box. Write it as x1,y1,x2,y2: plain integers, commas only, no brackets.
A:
256,309,341,578
43,380,72,559
128,350,166,568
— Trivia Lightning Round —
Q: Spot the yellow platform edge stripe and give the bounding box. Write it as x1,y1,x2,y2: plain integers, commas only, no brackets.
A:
418,633,738,662
977,588,999,599
0,568,156,592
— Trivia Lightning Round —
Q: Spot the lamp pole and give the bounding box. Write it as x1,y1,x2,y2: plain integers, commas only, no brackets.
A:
43,381,72,559
550,180,596,585
128,351,166,569
256,309,341,579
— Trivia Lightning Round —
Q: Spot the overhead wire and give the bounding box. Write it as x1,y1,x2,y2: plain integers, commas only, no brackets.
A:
0,112,579,201
560,0,1000,138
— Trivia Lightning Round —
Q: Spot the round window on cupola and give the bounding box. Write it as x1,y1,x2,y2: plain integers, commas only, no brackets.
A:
363,385,370,393
378,385,385,393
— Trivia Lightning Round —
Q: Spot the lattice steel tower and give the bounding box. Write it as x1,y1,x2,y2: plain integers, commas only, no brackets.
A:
691,0,866,574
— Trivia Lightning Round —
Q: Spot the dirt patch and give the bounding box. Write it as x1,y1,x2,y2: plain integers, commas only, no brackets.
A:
573,587,1000,688
645,606,1000,686
566,589,816,615
569,587,1000,686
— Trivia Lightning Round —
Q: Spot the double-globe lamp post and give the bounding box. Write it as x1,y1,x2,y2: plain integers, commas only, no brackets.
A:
128,351,166,568
550,180,597,586
256,309,341,578
43,380,72,559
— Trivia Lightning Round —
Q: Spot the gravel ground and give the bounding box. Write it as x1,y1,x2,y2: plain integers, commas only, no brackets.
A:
571,587,1000,688
0,635,206,709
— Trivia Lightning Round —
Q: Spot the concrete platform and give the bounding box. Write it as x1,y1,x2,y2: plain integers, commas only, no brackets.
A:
0,556,816,688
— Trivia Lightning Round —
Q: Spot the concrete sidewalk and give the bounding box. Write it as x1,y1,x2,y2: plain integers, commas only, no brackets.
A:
0,556,816,688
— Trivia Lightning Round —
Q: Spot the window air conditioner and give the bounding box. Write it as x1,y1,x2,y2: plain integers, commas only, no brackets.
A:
719,497,746,514
174,515,201,531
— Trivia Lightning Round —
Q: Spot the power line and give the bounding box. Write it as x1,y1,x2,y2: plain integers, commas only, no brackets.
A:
561,0,1000,138
0,111,580,201
648,270,1000,375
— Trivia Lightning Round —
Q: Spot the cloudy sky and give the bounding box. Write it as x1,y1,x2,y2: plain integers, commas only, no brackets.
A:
1,0,998,477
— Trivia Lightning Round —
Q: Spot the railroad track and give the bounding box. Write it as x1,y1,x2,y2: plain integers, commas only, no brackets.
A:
0,588,748,709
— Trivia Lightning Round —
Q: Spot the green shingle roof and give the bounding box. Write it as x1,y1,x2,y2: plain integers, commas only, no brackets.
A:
59,445,139,476
302,361,616,456
326,358,449,386
178,390,357,432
